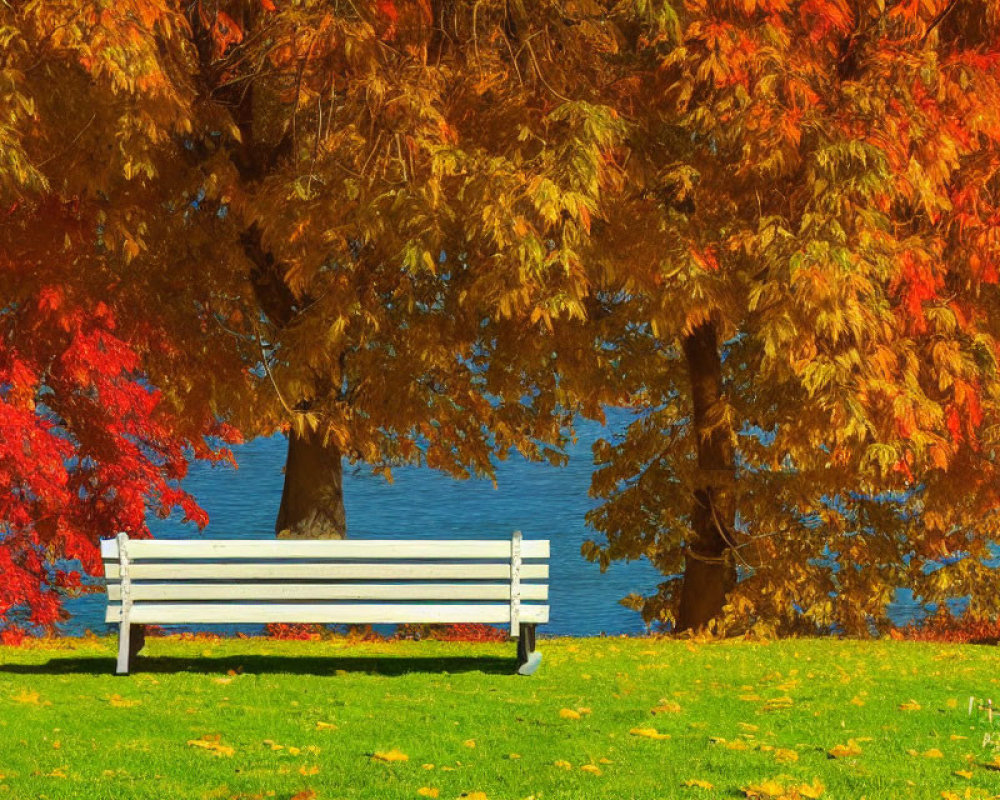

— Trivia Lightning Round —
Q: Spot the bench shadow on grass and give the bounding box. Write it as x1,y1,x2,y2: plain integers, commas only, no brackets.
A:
0,654,517,676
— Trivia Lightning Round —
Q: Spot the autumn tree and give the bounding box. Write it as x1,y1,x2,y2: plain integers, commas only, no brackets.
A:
580,0,1000,634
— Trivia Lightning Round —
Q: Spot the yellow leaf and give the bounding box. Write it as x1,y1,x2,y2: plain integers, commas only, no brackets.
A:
417,789,439,798
850,696,866,707
740,694,761,701
738,723,759,732
560,708,582,720
287,746,301,756
463,739,476,748
47,767,68,779
630,727,670,740
299,765,320,776
725,740,749,751
683,778,715,789
954,770,973,779
12,690,42,705
507,753,521,760
553,760,572,770
108,694,141,708
290,791,316,800
652,702,682,714
947,699,959,709
460,794,488,800
315,721,338,730
798,779,826,799
422,764,435,770
923,748,944,759
372,749,409,763
580,764,602,775
828,740,862,758
186,737,234,757
899,700,922,712
742,779,786,798
774,748,799,763
577,707,592,715
950,735,967,741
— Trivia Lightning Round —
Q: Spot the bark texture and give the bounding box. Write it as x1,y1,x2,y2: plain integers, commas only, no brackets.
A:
676,321,738,632
275,428,347,539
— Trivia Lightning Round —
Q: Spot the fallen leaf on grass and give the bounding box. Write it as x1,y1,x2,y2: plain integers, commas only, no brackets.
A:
108,694,140,708
743,778,824,799
774,749,799,764
899,700,922,712
315,721,338,731
459,793,487,800
417,789,439,798
422,763,435,770
630,727,670,740
553,760,572,770
12,690,47,705
683,778,714,790
289,791,316,800
580,764,602,775
954,770,973,779
828,740,862,758
186,736,234,757
652,702,682,714
923,748,944,759
372,749,409,763
559,708,582,720
738,723,759,732
950,734,967,741
463,739,476,748
299,765,320,775
507,753,521,760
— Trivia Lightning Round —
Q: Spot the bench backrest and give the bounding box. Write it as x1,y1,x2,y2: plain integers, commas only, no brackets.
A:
102,533,549,633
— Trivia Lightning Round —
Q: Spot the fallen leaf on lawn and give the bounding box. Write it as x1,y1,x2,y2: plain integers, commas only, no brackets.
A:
683,778,714,789
738,723,759,732
559,708,582,720
417,789,439,798
630,727,670,740
422,764,435,770
950,735,967,741
212,677,232,685
459,792,487,799
290,791,316,800
798,780,825,799
287,746,301,756
954,770,973,779
108,694,140,708
850,696,866,707
762,696,794,711
186,736,234,757
12,690,44,705
553,760,572,770
315,721,338,731
899,700,922,712
580,764,602,775
742,779,787,798
774,748,799,763
463,739,476,748
577,706,592,715
507,753,521,760
299,765,320,775
828,739,862,758
923,748,944,759
740,694,762,701
743,778,824,799
652,702,682,714
725,740,750,751
947,698,959,709
46,767,68,779
599,757,613,764
372,749,409,763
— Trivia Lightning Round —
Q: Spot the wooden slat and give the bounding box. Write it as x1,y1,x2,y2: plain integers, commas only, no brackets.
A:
104,562,549,581
105,603,550,625
107,583,548,602
100,538,550,561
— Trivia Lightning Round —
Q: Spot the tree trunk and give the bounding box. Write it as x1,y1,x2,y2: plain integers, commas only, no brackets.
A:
676,321,737,632
275,427,347,539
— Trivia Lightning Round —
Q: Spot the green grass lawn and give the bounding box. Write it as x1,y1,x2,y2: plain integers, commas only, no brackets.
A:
1,635,999,799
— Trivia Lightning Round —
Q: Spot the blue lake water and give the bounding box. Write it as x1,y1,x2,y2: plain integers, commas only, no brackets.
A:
65,414,928,637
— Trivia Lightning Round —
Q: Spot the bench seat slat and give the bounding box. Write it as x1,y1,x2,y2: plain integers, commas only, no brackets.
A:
105,603,550,625
104,562,549,581
106,583,548,602
101,539,550,561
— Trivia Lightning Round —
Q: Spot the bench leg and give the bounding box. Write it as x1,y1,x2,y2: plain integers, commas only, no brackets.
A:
516,624,542,676
116,620,131,675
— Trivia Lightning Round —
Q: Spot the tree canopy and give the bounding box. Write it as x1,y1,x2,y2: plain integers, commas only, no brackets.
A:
4,0,1000,637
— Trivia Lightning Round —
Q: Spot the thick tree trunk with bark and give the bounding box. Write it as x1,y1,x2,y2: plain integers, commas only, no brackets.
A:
676,321,737,632
275,428,347,539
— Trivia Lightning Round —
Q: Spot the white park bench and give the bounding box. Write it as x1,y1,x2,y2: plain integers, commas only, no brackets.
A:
102,531,548,676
